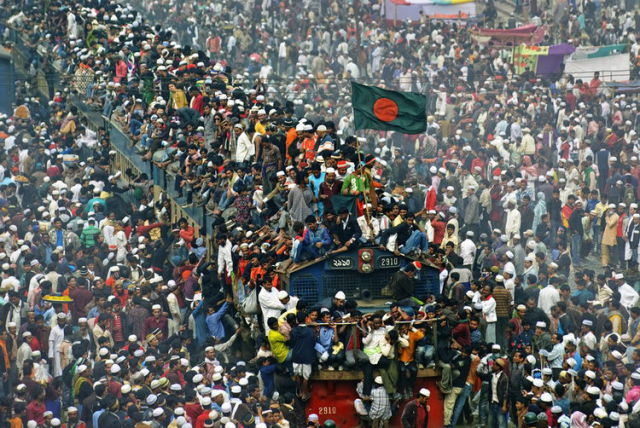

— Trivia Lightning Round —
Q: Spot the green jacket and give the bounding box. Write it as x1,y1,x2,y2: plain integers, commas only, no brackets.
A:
80,225,100,248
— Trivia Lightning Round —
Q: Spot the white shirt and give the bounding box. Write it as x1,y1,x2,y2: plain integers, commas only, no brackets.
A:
470,290,482,306
16,342,32,374
482,296,497,323
618,283,639,309
357,216,380,241
362,326,390,365
235,132,254,163
49,198,60,220
581,331,597,350
48,324,65,377
546,342,565,368
3,136,15,152
460,239,476,266
278,42,288,58
345,61,360,79
258,287,285,332
504,278,516,301
491,372,501,403
538,285,560,318
166,293,181,323
70,183,82,202
505,208,521,237
217,239,233,277
114,230,127,250
503,261,516,276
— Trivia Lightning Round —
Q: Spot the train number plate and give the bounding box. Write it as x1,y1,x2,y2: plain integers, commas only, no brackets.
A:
377,255,400,268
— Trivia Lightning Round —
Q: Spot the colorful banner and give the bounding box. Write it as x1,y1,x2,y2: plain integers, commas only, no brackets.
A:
512,43,575,76
519,45,550,56
513,46,540,74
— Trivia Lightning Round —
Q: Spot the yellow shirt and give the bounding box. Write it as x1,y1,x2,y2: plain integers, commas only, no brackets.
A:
278,308,297,326
594,201,607,218
392,215,404,227
255,121,266,135
268,329,289,363
169,89,188,109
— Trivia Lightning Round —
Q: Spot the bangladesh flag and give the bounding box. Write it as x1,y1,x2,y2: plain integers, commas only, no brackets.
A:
351,82,427,134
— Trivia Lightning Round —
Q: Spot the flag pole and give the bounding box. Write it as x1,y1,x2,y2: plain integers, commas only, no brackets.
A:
355,136,376,243
351,80,374,237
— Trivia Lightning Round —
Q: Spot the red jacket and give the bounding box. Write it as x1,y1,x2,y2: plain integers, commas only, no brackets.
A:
26,401,45,425
184,402,204,423
114,60,127,82
179,226,195,248
195,410,213,428
431,219,445,245
424,186,437,211
143,316,168,338
617,213,627,238
452,321,471,347
190,94,205,114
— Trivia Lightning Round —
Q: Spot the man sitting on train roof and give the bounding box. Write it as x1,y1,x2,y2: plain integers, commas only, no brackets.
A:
291,215,332,263
379,212,429,259
330,207,362,254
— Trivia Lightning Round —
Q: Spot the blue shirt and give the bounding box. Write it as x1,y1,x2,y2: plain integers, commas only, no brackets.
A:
308,173,325,197
571,288,595,306
572,352,583,371
206,302,229,339
191,300,208,346
586,198,599,212
87,306,102,319
315,326,334,353
260,363,278,398
92,409,105,428
55,230,64,248
84,197,106,214
302,226,331,247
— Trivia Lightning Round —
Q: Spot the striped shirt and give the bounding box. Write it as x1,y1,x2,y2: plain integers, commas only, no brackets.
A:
493,286,512,317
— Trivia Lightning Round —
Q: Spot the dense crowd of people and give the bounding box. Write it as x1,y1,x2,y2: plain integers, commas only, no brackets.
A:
1,0,640,425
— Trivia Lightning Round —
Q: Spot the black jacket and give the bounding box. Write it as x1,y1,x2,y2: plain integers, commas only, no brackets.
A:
389,270,415,300
401,399,429,428
488,370,509,406
380,221,418,247
569,208,585,235
330,215,362,245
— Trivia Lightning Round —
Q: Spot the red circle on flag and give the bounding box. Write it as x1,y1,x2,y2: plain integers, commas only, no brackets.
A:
373,98,398,122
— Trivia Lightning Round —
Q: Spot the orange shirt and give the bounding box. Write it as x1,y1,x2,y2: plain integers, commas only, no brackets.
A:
250,266,266,282
238,258,250,278
399,329,425,363
62,288,70,313
0,339,10,370
301,137,316,161
466,354,481,390
285,128,298,160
